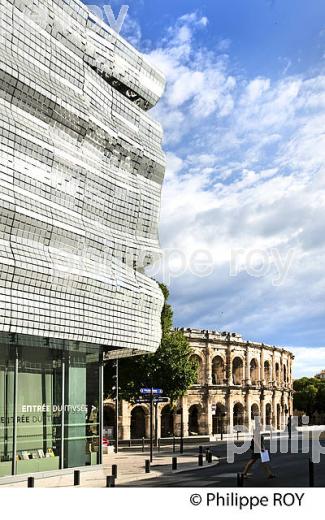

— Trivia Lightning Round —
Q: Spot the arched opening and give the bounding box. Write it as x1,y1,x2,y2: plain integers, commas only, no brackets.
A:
250,359,259,385
212,356,225,385
251,403,260,422
276,403,281,430
131,407,146,439
212,403,226,434
283,365,287,384
232,357,244,385
188,405,200,435
190,355,204,385
103,405,115,438
161,405,174,438
233,403,245,427
265,403,272,426
275,363,280,384
264,361,271,384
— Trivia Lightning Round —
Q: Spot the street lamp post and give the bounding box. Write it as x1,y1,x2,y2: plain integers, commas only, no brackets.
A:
113,360,119,454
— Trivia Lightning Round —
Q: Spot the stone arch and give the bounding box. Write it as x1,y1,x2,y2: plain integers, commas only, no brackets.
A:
130,406,147,439
251,403,260,421
265,403,272,426
250,359,259,385
188,404,201,435
283,364,287,384
275,362,280,384
212,402,226,434
232,357,244,385
233,402,245,427
161,405,175,438
190,354,204,385
264,360,271,384
103,404,115,430
212,355,225,385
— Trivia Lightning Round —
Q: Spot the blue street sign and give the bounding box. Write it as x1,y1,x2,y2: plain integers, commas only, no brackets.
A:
140,388,163,395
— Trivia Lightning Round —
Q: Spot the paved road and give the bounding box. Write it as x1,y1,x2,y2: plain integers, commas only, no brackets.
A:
122,438,325,487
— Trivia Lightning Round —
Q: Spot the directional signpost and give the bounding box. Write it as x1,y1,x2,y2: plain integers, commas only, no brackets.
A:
139,388,164,462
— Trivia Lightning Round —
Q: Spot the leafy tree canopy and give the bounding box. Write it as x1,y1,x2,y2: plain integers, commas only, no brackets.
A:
293,377,325,415
104,283,198,404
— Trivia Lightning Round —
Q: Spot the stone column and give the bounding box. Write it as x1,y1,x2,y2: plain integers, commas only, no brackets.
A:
226,391,233,435
272,349,276,387
120,400,131,440
207,395,213,436
182,396,189,437
245,390,251,432
207,346,213,386
227,336,233,385
272,391,277,430
246,342,251,385
260,346,265,385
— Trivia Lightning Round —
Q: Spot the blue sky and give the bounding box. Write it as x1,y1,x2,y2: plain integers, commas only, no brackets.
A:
89,1,325,376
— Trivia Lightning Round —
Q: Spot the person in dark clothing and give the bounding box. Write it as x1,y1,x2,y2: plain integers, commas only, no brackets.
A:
243,434,276,479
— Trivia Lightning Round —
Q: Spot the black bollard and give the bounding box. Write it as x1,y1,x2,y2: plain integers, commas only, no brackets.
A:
237,430,239,441
237,473,244,487
106,476,116,488
173,436,176,453
74,470,80,486
309,459,315,487
145,459,150,473
205,448,210,462
172,457,177,471
112,464,118,479
198,453,203,466
27,477,35,488
142,437,145,453
208,450,213,464
158,438,161,453
199,445,203,455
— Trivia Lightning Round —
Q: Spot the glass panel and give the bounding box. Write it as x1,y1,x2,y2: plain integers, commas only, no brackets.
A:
0,345,15,477
64,345,100,468
16,347,62,474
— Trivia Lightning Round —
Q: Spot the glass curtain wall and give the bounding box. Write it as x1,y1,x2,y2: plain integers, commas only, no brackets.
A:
0,334,103,478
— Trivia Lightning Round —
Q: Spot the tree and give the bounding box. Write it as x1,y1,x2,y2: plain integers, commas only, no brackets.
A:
293,377,325,415
104,283,198,403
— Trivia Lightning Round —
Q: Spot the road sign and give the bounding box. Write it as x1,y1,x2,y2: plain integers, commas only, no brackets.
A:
140,388,163,395
136,397,169,404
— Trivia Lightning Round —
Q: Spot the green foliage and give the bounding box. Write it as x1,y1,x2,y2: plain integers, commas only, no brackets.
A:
104,283,198,404
293,377,325,414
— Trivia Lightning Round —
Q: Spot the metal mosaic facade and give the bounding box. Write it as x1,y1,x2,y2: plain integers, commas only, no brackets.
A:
0,0,166,355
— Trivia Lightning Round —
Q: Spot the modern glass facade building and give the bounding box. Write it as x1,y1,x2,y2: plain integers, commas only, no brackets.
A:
0,0,165,478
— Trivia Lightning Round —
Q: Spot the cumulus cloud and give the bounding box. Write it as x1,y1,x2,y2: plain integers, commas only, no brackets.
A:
143,12,325,368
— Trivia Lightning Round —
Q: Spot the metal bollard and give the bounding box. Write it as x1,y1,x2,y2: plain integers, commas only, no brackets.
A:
27,477,35,488
199,445,203,455
172,457,177,471
237,473,244,487
309,459,315,487
74,470,80,486
106,476,116,488
173,436,176,453
237,430,239,441
112,464,118,479
198,453,203,466
208,450,213,464
145,459,150,473
142,437,145,453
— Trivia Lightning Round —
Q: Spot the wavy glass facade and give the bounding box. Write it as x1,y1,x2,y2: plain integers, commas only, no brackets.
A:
0,0,165,478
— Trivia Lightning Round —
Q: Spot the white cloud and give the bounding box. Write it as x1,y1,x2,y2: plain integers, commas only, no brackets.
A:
146,12,325,352
291,347,325,378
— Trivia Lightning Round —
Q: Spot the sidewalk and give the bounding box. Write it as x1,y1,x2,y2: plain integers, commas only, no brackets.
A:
0,449,219,488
